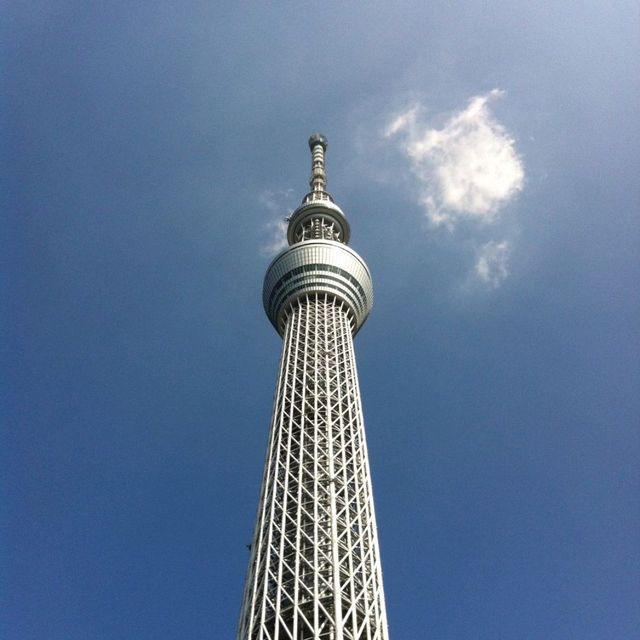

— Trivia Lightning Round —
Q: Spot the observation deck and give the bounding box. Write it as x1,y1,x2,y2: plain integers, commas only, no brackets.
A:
263,240,373,336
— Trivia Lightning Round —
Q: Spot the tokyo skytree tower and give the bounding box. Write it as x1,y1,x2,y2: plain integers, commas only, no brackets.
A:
236,135,389,640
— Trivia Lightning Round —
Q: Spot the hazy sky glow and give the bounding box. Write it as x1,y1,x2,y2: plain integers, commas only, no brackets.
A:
4,2,640,639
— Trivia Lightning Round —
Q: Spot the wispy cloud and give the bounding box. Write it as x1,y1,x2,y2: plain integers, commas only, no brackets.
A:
383,90,524,289
474,240,511,288
258,189,295,255
385,89,524,229
261,218,289,255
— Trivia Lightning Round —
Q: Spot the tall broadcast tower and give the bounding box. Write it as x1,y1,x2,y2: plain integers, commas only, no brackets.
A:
237,135,389,640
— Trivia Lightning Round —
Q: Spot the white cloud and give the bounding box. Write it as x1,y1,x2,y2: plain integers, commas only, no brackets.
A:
384,105,419,138
474,240,511,288
261,218,289,255
258,189,294,255
385,89,524,228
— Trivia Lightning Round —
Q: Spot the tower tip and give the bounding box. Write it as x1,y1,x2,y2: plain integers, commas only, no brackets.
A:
308,133,328,150
307,133,328,194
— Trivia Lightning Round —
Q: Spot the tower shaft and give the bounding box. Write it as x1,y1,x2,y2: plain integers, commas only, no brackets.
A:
237,136,389,640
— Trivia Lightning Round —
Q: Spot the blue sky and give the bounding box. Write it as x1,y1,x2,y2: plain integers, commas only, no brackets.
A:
4,2,639,638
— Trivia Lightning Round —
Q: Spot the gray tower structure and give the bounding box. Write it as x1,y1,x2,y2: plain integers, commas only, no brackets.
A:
237,135,389,640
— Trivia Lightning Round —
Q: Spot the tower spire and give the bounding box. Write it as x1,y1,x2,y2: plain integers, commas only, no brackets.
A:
308,133,328,194
286,134,351,246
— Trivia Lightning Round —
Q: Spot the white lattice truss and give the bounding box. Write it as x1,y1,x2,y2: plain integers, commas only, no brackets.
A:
237,294,389,640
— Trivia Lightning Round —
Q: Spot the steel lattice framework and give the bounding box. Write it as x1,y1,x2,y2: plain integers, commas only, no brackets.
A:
237,135,389,640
